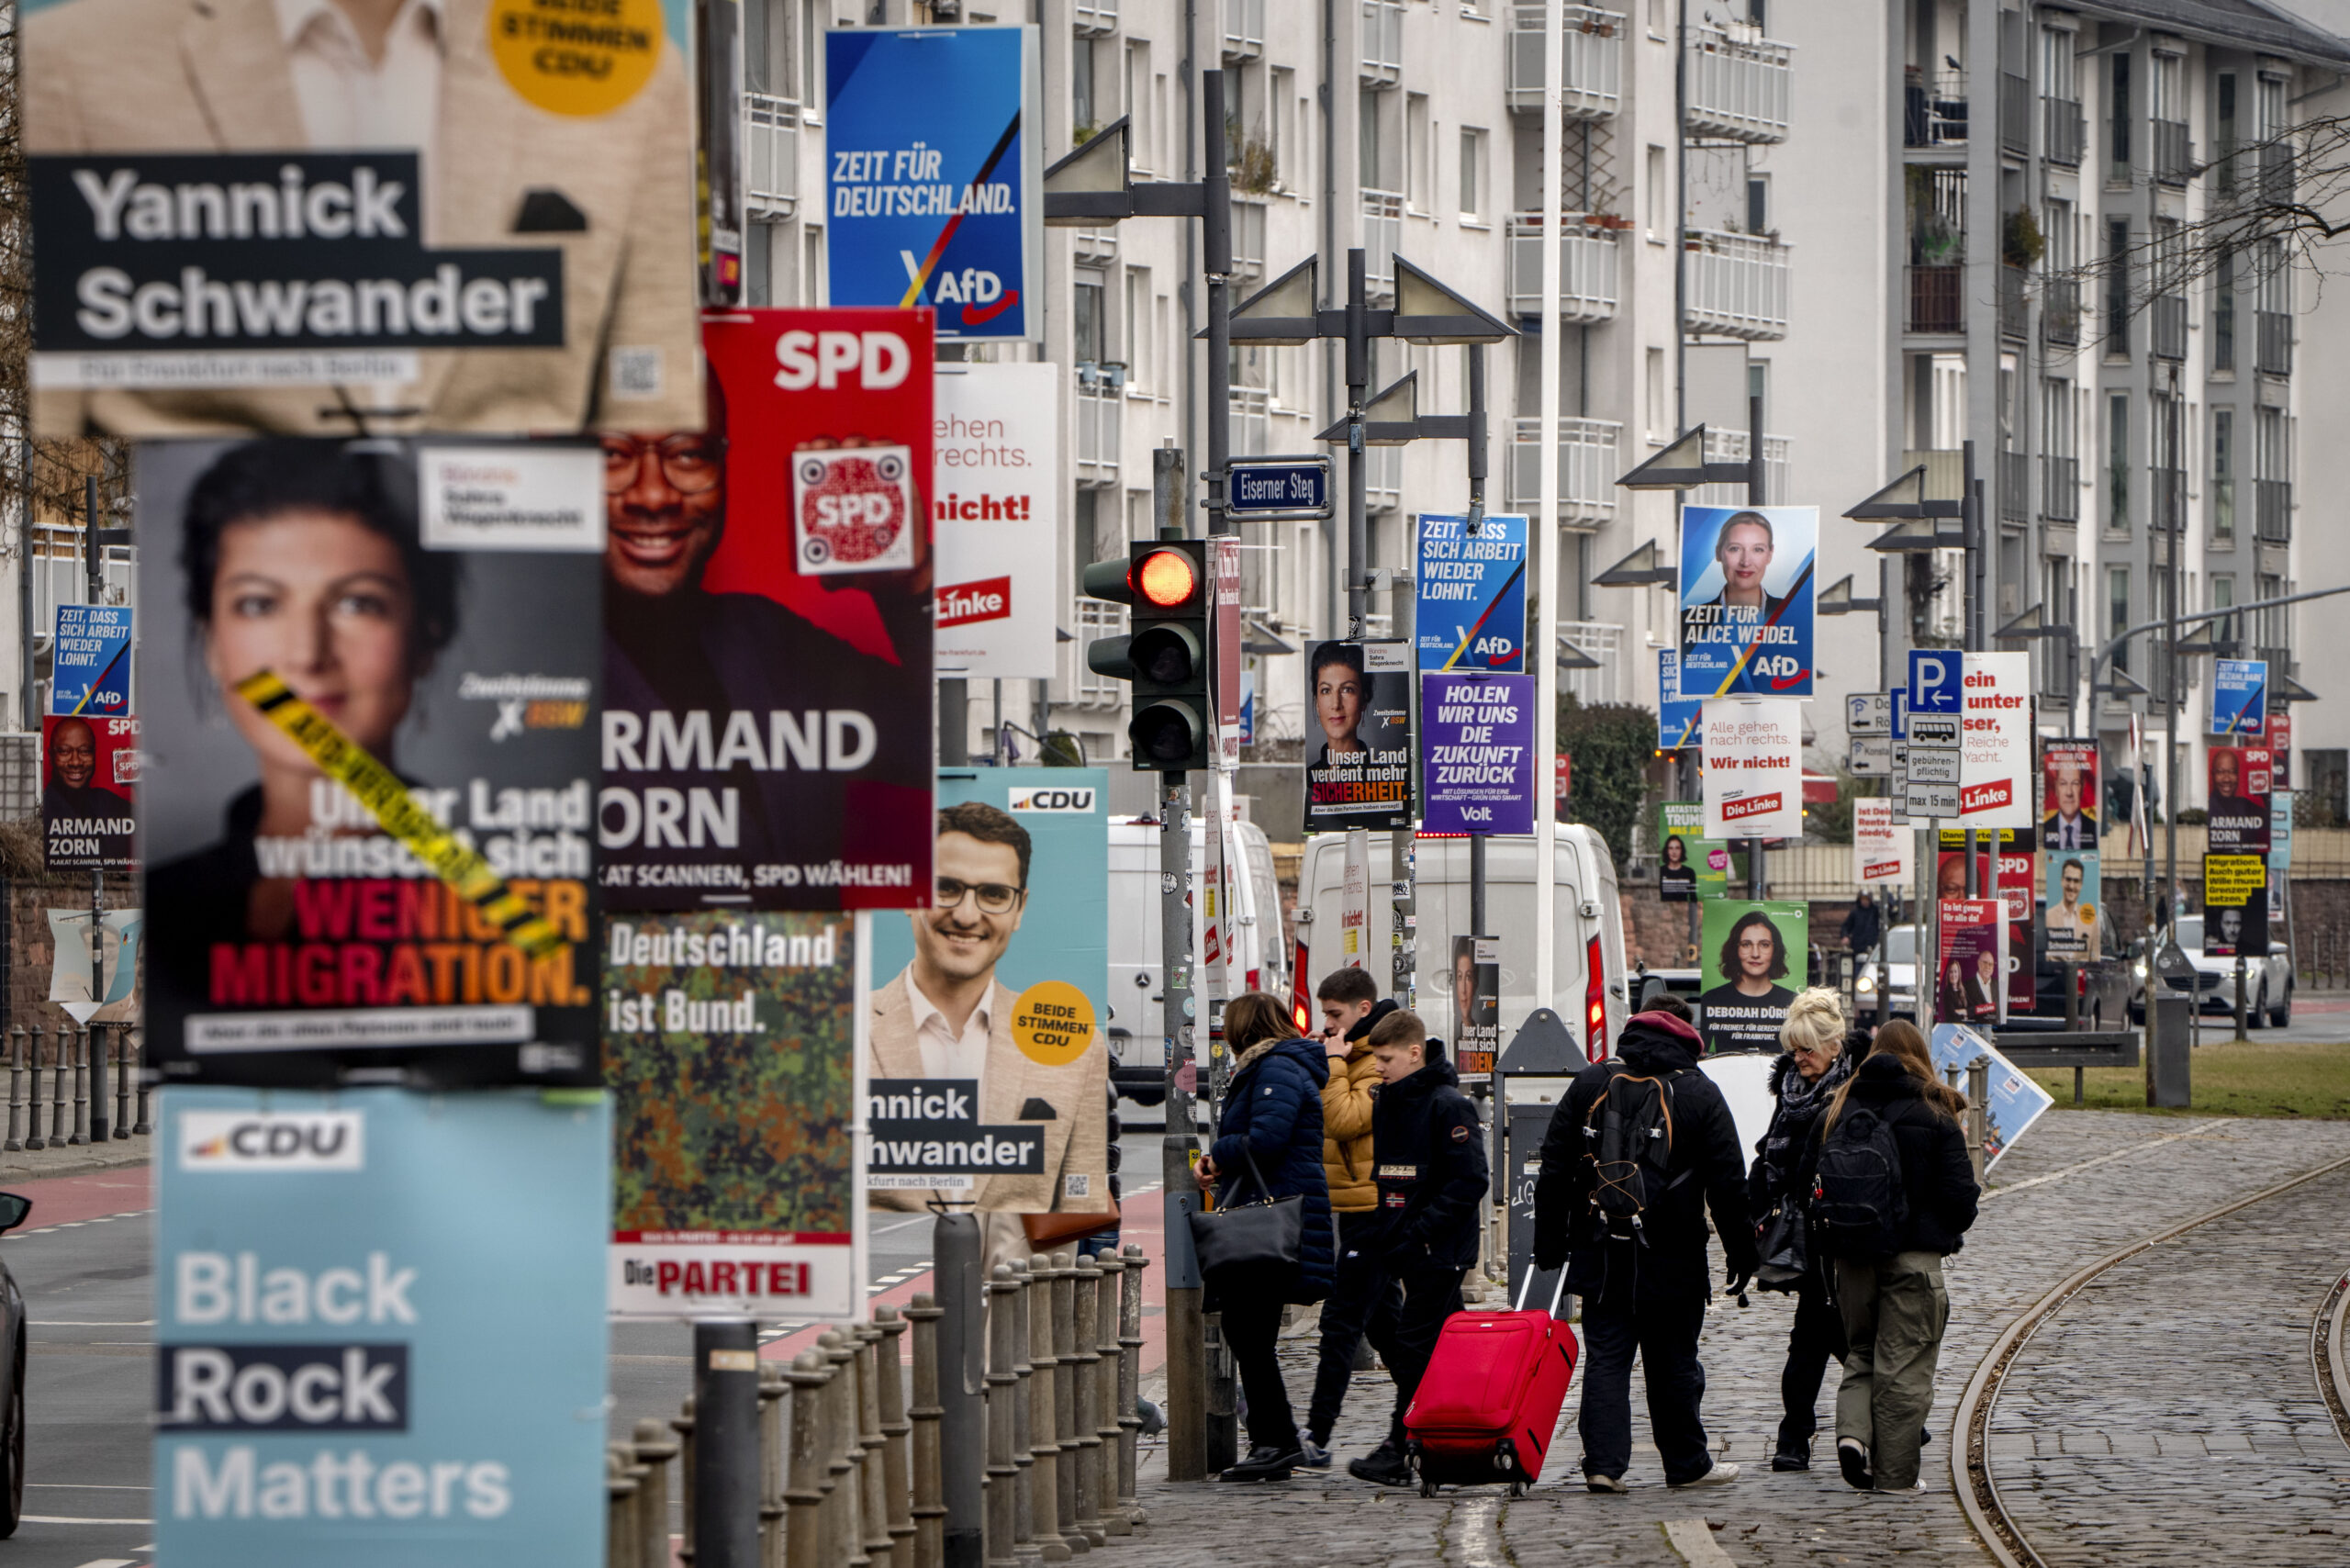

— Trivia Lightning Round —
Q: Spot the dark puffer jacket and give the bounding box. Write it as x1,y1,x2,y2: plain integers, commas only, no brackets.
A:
1368,1057,1487,1274
1746,1047,1854,1220
1211,1036,1335,1302
1798,1052,1981,1257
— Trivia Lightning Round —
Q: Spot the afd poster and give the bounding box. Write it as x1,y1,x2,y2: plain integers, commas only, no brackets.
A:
1698,901,1807,1053
1419,672,1534,835
601,312,935,912
137,439,600,1089
933,363,1058,679
1658,648,1701,750
1304,640,1415,834
42,711,136,871
2202,853,2268,958
824,25,1044,342
155,1088,608,1568
2211,657,2267,738
1658,801,1728,902
607,912,864,1319
1929,1024,2053,1167
50,603,133,716
867,770,1111,1215
1677,504,1816,698
1416,512,1528,672
24,0,704,436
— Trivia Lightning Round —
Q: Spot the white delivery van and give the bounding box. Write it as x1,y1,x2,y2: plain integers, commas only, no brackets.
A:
1105,814,1286,1105
1294,828,1629,1062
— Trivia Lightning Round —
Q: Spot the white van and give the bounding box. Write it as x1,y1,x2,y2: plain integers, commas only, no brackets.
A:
1105,814,1286,1105
1294,829,1629,1062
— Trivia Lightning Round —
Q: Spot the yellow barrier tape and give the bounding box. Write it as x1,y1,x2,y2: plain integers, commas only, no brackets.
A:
233,669,567,958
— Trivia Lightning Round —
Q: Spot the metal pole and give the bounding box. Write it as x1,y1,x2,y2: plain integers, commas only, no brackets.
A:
692,1319,761,1568
82,476,107,1143
1532,0,1564,1017
1962,444,1980,902
1466,341,1491,954
2163,375,2182,944
1156,769,1206,1483
1345,248,1369,635
1745,393,1767,900
17,426,33,733
1203,69,1232,541
934,1215,985,1568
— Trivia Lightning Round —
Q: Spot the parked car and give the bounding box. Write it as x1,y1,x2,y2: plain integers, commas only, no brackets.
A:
2129,916,2292,1027
2009,901,2134,1033
0,1190,31,1537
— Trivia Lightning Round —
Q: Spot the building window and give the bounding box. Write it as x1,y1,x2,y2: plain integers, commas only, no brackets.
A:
800,0,821,116
2105,218,2131,358
1124,268,1149,389
2109,566,2131,673
803,226,824,306
1645,346,1668,441
1459,128,1485,221
1270,67,1292,177
1074,275,1104,366
2214,249,2236,372
2106,392,2129,532
2214,70,2237,193
1404,93,1432,213
1747,360,1768,434
1645,144,1667,240
2041,25,2076,102
2210,408,2235,543
1746,174,1769,234
1125,42,1150,174
2109,50,2131,181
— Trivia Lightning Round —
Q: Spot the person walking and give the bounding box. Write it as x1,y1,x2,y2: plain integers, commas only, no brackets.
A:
1747,991,1857,1471
1841,890,1882,958
1194,991,1335,1482
1802,1018,1980,1495
1303,968,1401,1468
1344,1010,1487,1486
1533,997,1755,1492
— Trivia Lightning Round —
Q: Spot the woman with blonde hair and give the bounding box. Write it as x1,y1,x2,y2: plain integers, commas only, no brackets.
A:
1746,988,1857,1471
1802,1018,1979,1495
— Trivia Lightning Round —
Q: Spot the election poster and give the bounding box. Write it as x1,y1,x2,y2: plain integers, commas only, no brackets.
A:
1700,699,1802,839
1658,648,1702,750
2043,850,2102,960
2206,745,2272,855
1698,900,1807,1053
1853,798,1912,886
1677,504,1817,698
1957,651,2032,831
2270,711,2293,787
47,906,141,1025
2211,657,2267,738
50,603,133,716
42,711,136,871
24,0,703,437
1929,1024,2053,1167
136,438,600,1089
1419,672,1534,834
824,25,1044,342
2201,853,2268,958
607,912,864,1319
1416,512,1528,672
601,311,934,911
1304,640,1415,834
1935,898,2006,1026
933,363,1058,679
155,1088,609,1568
2040,740,2099,852
1448,935,1501,1081
867,770,1112,1215
1659,801,1729,902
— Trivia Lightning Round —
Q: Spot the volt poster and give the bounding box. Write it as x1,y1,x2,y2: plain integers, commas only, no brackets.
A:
1419,672,1534,834
1415,512,1528,672
824,25,1044,342
933,363,1058,679
1677,504,1816,697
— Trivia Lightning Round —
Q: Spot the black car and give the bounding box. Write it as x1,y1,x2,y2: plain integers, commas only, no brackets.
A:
2015,899,2135,1032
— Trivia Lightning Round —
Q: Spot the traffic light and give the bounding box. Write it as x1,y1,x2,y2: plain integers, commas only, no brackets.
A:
1081,540,1214,772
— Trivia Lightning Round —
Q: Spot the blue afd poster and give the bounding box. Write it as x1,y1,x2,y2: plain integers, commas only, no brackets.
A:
1658,649,1701,750
825,26,1043,342
155,1088,609,1567
49,603,131,716
1416,512,1528,671
1677,504,1817,697
2212,657,2267,737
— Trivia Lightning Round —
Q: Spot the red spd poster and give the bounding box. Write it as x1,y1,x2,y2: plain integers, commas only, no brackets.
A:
42,712,135,871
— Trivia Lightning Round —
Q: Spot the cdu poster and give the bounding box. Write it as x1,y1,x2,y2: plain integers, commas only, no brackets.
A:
1416,512,1528,672
1677,505,1817,698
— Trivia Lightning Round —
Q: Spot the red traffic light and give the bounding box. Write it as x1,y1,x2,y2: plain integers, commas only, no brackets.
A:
1131,547,1200,608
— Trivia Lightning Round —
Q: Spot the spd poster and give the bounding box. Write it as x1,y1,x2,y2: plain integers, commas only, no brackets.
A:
2206,745,2271,855
1935,898,2006,1026
42,711,136,871
1697,900,1807,1053
1416,512,1528,672
1677,505,1816,697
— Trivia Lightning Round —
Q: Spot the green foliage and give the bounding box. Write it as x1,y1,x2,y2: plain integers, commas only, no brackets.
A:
1039,731,1090,767
2004,207,2046,268
1557,695,1658,871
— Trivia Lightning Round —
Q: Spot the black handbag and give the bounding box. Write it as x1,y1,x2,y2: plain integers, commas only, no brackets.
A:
1188,1145,1304,1282
1753,1199,1808,1293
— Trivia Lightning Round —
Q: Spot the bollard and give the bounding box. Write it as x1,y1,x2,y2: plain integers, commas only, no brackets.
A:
634,1417,680,1568
757,1361,788,1568
933,1215,986,1568
856,1325,895,1568
28,1025,48,1151
1964,1056,1990,1184
1005,1260,1036,1558
822,1330,870,1568
5,1027,23,1152
985,1265,1020,1568
906,1295,947,1568
785,1352,831,1568
695,1321,763,1568
1069,1258,1104,1544
873,1305,916,1564
610,1446,644,1568
69,1025,88,1146
1091,1257,1125,1536
111,1024,131,1138
1025,1253,1068,1561
1117,1246,1149,1531
672,1395,699,1563
130,1027,151,1135
1048,1252,1086,1549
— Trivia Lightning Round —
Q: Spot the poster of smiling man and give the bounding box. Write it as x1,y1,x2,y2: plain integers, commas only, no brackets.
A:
1677,505,1818,698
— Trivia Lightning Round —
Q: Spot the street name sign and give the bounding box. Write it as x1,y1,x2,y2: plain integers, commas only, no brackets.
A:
1226,456,1334,520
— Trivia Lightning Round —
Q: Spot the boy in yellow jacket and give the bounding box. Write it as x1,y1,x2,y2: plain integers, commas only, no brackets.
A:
1301,969,1400,1467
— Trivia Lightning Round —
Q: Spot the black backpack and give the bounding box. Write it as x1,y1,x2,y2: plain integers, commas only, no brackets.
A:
1581,1065,1682,1244
1811,1103,1908,1260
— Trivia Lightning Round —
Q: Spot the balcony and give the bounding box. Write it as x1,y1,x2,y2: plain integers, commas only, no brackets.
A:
2000,450,2028,522
743,93,801,219
1361,189,1403,299
1684,229,1789,340
1074,369,1121,488
2042,454,2079,522
1231,386,1270,458
1903,68,1966,148
1223,0,1263,60
1231,197,1265,282
1559,621,1628,707
1505,417,1622,524
2256,479,2291,544
2154,118,2192,186
1074,226,1118,263
2257,310,2292,376
2042,276,2081,347
1361,0,1403,85
2042,96,2085,166
2152,465,2186,534
1694,430,1790,509
1999,264,2027,342
1899,449,1965,504
1906,264,1964,335
1505,214,1620,321
1365,443,1401,512
2151,295,2187,363
1685,24,1792,143
1999,73,2029,154
1506,6,1625,120
1072,0,1118,35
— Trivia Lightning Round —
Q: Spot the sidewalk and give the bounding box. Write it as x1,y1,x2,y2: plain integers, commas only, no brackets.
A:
0,1128,150,1184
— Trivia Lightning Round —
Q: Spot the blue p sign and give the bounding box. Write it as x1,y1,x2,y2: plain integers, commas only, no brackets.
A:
1909,650,1962,714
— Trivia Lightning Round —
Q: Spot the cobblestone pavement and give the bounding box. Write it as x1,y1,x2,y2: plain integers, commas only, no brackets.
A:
1121,1109,2350,1567
1986,1161,2350,1566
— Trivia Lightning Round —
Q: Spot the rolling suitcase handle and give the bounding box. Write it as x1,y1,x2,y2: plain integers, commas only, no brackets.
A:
1513,1265,1569,1317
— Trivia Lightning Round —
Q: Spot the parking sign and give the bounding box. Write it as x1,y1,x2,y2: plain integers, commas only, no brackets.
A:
1909,649,1962,714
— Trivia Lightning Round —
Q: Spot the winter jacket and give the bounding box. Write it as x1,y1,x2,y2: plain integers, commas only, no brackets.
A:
1210,1036,1335,1301
1530,1011,1759,1306
1746,1047,1855,1220
1796,1052,1981,1257
1841,901,1882,953
1322,998,1396,1213
1367,1057,1488,1273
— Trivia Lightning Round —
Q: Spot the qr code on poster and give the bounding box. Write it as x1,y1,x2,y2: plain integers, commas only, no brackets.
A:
1064,1173,1091,1200
608,347,665,401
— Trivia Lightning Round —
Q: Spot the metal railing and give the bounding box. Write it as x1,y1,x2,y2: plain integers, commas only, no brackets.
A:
2256,478,2291,543
2000,450,2029,522
2042,275,2081,346
1505,417,1622,523
744,93,801,218
1361,0,1403,84
1361,188,1403,298
1906,264,1964,334
2042,454,2078,522
1558,621,1627,707
1684,228,1789,339
2151,295,2187,362
1999,72,2029,153
2257,309,2292,376
1222,0,1263,59
2042,96,2085,165
1903,68,1966,147
1074,371,1121,487
1505,6,1625,119
1998,264,2027,342
2153,118,2191,185
1231,386,1270,458
1694,430,1790,509
1505,213,1620,321
1073,0,1119,34
1684,24,1793,142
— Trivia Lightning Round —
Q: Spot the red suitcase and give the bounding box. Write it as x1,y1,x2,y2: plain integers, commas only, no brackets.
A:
1403,1271,1577,1495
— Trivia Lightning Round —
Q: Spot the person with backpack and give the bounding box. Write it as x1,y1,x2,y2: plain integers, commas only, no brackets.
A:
1303,969,1401,1468
1343,1009,1487,1486
1192,991,1335,1482
1800,1018,1980,1494
1532,998,1756,1492
1746,991,1858,1472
